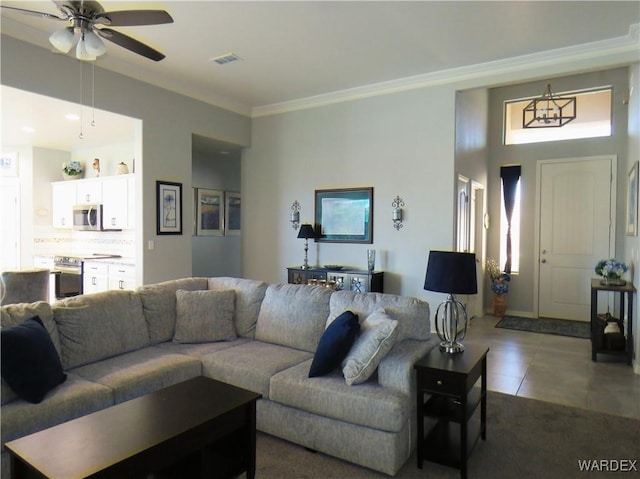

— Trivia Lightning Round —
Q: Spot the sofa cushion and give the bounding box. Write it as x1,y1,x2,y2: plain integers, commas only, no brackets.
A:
255,284,332,353
1,316,67,404
308,311,360,378
342,309,398,385
69,347,202,404
173,289,237,343
1,301,59,405
53,290,149,369
200,340,312,398
208,277,268,338
1,373,113,446
270,360,409,432
329,290,430,342
137,278,209,344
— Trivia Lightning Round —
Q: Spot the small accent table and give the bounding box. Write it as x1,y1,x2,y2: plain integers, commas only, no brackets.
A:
590,279,635,365
414,344,489,479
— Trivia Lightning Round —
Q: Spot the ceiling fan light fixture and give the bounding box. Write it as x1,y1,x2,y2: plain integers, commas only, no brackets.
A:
49,27,75,53
84,30,106,57
76,34,97,61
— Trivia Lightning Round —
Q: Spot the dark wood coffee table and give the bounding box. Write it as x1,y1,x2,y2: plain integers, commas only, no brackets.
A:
5,377,262,479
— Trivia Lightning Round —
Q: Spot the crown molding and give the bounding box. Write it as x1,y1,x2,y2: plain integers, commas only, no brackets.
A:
252,23,640,118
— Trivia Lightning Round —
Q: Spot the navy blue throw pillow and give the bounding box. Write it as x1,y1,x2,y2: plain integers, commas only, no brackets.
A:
309,311,360,378
1,316,67,404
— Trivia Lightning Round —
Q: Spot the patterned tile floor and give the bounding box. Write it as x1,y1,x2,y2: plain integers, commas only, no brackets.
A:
464,315,640,419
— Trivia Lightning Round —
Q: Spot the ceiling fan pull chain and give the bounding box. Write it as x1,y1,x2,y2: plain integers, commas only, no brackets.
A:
78,61,84,140
91,63,96,127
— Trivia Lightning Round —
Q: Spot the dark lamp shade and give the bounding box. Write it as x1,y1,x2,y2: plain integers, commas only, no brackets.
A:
424,250,477,295
297,224,316,239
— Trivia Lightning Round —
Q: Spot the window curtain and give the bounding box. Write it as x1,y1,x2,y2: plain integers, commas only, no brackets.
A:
500,165,521,273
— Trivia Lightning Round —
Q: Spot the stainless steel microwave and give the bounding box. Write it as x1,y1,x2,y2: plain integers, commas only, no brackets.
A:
72,204,104,231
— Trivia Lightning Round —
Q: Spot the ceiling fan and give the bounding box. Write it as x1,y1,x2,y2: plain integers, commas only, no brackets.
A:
0,1,173,61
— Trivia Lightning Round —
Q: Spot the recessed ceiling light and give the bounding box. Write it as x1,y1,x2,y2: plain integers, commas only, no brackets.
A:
21,126,35,133
65,113,80,121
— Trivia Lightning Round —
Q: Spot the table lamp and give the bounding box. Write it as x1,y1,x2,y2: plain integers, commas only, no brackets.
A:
297,224,316,269
424,250,477,353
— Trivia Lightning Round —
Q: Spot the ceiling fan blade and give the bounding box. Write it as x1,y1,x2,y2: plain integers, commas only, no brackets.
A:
96,28,165,61
0,5,66,21
96,10,173,27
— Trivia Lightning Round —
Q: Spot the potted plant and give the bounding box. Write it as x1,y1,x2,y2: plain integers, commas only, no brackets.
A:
595,259,628,286
486,258,511,317
62,161,84,180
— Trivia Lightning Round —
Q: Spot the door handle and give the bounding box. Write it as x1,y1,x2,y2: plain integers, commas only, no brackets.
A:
541,259,547,263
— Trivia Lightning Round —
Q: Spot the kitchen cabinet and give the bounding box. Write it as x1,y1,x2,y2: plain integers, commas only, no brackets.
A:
83,262,109,295
76,178,102,204
83,261,137,294
108,264,136,291
52,174,135,230
102,177,129,229
52,181,76,229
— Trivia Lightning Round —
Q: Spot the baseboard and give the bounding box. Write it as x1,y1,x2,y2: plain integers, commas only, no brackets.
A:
483,308,535,318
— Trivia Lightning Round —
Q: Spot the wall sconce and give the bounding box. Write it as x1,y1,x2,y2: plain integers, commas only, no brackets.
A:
291,200,301,229
392,196,405,230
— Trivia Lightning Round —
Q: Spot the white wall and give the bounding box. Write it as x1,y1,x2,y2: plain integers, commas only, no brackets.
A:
244,87,457,305
625,63,640,373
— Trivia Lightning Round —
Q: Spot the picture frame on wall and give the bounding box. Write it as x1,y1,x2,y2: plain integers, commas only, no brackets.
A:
195,188,224,236
157,181,183,235
315,187,373,243
627,161,638,236
225,192,241,236
0,152,18,177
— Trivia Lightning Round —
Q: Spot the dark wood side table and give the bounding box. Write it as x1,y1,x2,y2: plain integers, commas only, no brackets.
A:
414,344,489,479
590,279,635,365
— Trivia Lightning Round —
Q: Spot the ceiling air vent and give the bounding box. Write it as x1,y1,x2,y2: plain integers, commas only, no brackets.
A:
210,53,242,65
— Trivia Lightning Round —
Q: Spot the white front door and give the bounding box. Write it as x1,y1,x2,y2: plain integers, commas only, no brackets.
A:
537,156,614,321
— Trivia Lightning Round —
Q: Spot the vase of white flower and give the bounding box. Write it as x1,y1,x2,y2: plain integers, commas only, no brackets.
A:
62,161,83,180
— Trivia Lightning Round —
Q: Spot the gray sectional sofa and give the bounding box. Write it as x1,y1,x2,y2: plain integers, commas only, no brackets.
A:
1,277,435,477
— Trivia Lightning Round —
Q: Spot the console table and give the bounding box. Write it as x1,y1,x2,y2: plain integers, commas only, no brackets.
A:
414,344,489,479
287,267,383,293
590,279,635,365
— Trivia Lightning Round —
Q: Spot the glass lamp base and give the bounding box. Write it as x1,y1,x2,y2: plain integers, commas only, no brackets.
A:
439,341,465,354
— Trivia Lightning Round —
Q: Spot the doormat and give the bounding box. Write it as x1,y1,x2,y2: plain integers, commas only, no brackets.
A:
495,315,590,339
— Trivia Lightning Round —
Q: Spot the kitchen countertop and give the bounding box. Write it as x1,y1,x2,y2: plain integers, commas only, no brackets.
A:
81,257,136,267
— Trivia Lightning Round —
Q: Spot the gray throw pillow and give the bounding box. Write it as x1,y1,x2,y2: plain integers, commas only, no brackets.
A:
173,289,237,343
342,309,398,385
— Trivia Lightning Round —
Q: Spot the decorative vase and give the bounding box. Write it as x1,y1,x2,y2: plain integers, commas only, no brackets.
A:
492,294,507,317
63,172,82,181
600,276,626,286
116,162,129,175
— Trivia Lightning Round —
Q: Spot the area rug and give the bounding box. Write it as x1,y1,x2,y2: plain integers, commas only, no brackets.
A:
495,315,590,339
253,392,640,479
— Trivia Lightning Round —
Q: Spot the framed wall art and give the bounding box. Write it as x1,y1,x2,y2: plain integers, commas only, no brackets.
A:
315,187,373,243
225,191,241,236
0,152,18,177
627,161,638,236
156,181,182,235
195,188,224,236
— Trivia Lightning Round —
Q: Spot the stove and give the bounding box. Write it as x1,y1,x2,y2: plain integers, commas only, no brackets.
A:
53,254,121,298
